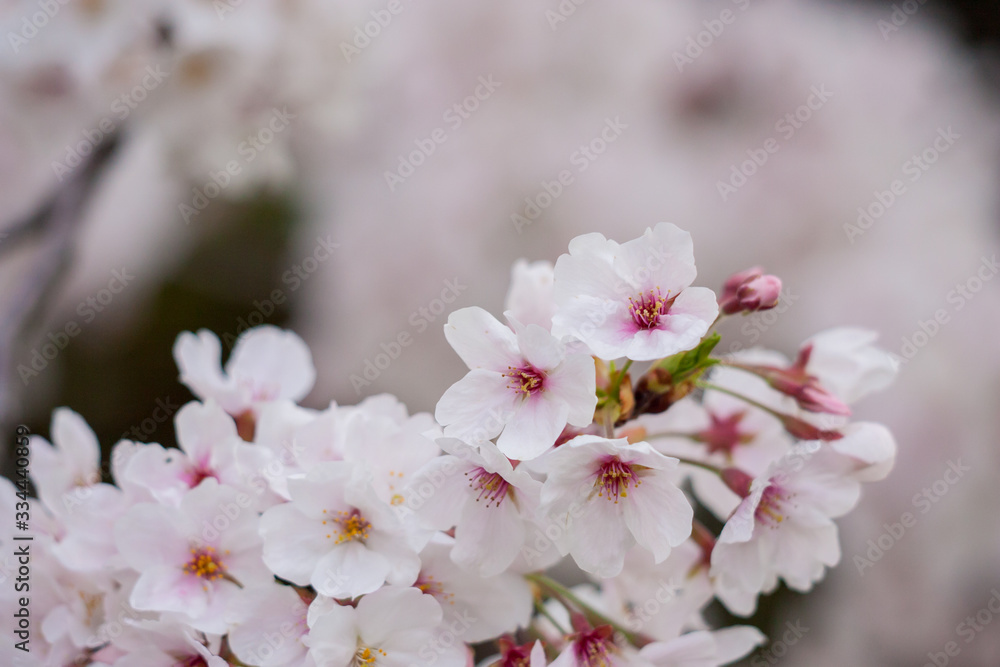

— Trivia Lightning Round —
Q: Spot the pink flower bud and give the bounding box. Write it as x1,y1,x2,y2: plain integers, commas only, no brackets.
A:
736,275,782,311
721,468,754,498
719,268,782,314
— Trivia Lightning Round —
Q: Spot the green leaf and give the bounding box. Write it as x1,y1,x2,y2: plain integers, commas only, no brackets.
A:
654,333,721,379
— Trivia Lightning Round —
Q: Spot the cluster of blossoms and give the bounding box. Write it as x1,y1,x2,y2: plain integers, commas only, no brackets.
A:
1,223,898,666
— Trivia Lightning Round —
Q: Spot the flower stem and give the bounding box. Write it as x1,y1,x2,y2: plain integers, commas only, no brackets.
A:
525,573,645,646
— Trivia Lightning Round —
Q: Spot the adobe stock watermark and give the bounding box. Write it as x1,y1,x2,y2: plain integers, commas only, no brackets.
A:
878,0,931,40
51,65,170,181
923,588,1000,667
888,254,997,368
221,235,340,349
7,0,70,54
17,267,135,386
844,126,959,243
717,84,833,202
383,75,502,192
349,277,468,394
853,459,969,575
673,0,753,72
339,0,412,62
512,117,628,234
179,107,297,224
545,0,588,31
750,620,809,666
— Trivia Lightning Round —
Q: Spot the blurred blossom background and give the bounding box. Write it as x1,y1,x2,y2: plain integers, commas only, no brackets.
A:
1,0,999,663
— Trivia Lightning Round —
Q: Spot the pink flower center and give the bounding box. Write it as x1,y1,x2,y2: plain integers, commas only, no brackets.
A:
573,627,617,667
628,287,672,330
505,364,546,396
182,546,227,581
182,461,219,488
594,457,641,503
465,467,511,507
415,573,455,605
321,508,372,544
755,483,794,528
698,411,754,457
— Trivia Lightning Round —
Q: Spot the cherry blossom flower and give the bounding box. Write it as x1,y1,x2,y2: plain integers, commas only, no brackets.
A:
641,353,795,521
259,461,421,598
305,586,466,667
123,400,272,507
535,436,693,577
709,442,861,616
30,409,130,572
436,307,597,460
114,478,271,633
173,326,316,424
407,438,542,576
551,223,719,361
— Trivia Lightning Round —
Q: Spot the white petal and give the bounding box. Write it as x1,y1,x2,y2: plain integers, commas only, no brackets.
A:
228,326,316,403
623,475,693,561
443,307,520,370
496,397,569,461
435,370,519,442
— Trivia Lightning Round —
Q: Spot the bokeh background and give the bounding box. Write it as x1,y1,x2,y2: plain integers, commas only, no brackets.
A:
2,0,999,664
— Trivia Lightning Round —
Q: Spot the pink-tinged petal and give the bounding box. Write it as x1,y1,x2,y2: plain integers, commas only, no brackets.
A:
830,422,896,482
122,443,190,505
452,497,525,576
260,504,331,585
717,487,765,545
622,475,693,561
178,478,257,540
513,320,563,371
286,463,353,518
564,498,633,577
505,260,556,330
544,352,597,426
408,456,473,530
551,295,633,359
530,640,547,667
553,234,624,304
436,370,519,442
772,522,840,591
227,326,316,403
174,330,231,402
50,408,101,478
710,540,768,616
115,504,188,569
804,328,896,403
313,541,390,597
497,396,569,461
357,586,443,645
443,307,520,370
613,223,697,294
175,400,238,463
130,565,210,617
228,584,309,667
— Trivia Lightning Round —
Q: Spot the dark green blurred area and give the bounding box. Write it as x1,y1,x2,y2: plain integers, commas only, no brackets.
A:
3,192,298,481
